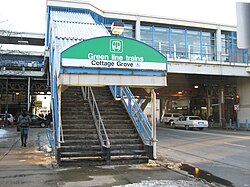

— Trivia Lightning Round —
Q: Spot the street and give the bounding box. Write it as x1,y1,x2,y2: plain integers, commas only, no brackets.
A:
0,127,214,187
1,126,249,187
157,126,250,187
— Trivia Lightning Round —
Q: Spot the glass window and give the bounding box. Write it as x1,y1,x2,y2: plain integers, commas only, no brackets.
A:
141,25,153,47
231,32,248,63
187,30,201,60
154,26,169,54
221,33,230,62
202,31,216,61
171,29,186,59
123,23,135,39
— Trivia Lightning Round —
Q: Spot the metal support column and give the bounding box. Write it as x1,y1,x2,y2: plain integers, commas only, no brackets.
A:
27,77,30,111
219,86,225,128
207,95,211,118
159,98,166,121
135,16,141,41
151,89,157,159
216,25,222,61
206,87,212,118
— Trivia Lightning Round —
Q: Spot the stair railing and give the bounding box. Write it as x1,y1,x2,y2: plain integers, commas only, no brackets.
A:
81,87,110,148
110,86,152,146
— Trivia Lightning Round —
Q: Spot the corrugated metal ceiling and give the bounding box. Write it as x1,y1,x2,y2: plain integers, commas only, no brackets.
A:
50,11,110,52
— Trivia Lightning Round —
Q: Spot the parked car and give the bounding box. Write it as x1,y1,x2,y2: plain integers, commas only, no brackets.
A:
29,114,48,128
171,116,208,130
161,113,183,124
0,113,14,126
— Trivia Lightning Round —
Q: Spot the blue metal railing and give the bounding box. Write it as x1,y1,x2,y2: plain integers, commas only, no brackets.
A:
110,86,152,145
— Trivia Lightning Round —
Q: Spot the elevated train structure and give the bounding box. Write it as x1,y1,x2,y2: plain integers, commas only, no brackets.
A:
1,0,250,165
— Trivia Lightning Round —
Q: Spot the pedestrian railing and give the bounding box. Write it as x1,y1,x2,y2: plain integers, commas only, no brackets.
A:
109,86,152,146
81,87,110,148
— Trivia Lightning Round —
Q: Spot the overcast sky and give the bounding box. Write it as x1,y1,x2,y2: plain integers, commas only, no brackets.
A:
0,0,248,33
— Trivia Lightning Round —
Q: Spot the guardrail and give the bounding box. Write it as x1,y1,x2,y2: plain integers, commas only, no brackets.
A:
109,86,152,146
81,87,110,148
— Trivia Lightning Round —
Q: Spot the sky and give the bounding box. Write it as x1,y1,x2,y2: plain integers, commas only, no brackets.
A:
0,0,249,33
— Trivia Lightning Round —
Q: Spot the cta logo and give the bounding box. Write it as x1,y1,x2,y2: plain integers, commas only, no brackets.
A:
110,39,123,53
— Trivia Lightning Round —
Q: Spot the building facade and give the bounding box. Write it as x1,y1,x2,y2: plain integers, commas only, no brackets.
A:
46,0,250,127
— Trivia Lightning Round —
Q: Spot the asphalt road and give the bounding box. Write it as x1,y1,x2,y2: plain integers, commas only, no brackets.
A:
0,127,213,187
156,126,250,187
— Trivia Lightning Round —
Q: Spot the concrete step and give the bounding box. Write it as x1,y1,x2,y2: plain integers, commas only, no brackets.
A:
63,134,98,140
102,119,132,124
106,129,135,134
63,129,97,134
63,124,96,129
63,139,100,145
60,150,102,158
111,149,147,156
104,123,134,129
109,138,141,144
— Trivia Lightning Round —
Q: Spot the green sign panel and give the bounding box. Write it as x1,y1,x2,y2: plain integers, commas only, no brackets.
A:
61,36,167,71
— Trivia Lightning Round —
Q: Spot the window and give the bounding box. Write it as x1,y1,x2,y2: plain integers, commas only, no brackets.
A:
202,31,216,61
122,23,135,38
154,26,169,55
190,116,201,120
187,30,201,60
141,25,153,46
221,33,230,62
171,29,186,59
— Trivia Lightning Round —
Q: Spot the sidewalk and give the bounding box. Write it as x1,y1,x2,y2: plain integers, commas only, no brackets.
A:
0,127,57,187
0,127,214,187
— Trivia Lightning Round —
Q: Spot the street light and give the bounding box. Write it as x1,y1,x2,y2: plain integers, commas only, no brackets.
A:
111,21,124,35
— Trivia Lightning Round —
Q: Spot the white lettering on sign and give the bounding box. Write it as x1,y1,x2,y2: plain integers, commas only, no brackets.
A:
88,53,109,60
126,55,144,62
87,53,144,62
111,54,123,61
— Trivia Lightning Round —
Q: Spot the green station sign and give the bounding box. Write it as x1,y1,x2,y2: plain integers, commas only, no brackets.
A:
61,36,167,71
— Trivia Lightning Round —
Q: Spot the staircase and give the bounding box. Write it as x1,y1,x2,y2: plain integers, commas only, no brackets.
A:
59,87,104,166
92,86,149,164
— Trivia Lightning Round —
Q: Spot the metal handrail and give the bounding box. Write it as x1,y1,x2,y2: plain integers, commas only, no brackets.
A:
81,87,110,148
110,86,152,145
58,87,64,145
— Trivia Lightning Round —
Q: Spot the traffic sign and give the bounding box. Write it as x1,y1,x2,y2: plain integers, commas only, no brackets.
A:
234,104,240,111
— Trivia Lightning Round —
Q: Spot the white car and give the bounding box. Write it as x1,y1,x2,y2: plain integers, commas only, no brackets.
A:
161,113,183,124
0,113,14,126
171,116,208,130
